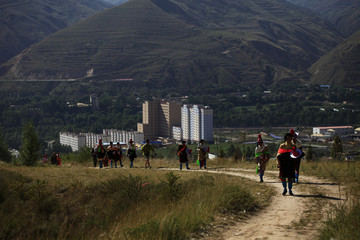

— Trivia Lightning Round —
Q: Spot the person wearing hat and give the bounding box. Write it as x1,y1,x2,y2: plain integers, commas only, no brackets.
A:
197,139,209,169
177,141,190,170
126,139,137,168
96,139,106,169
290,129,305,183
141,139,157,169
254,134,270,182
107,142,114,168
114,142,124,168
276,133,296,195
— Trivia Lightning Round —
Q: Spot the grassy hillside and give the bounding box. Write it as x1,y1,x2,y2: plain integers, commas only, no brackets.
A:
0,0,111,65
0,162,273,239
286,0,360,36
0,0,344,89
309,30,360,88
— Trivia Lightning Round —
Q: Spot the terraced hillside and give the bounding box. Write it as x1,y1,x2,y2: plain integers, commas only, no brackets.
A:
309,30,360,88
0,0,344,89
286,0,360,36
0,0,111,65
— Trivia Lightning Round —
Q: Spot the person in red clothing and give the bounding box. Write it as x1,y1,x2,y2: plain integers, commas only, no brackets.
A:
276,133,295,196
56,153,61,166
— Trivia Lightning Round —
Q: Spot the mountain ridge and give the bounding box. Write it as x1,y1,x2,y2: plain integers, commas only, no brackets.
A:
0,0,345,89
286,0,360,36
309,30,360,88
0,0,111,65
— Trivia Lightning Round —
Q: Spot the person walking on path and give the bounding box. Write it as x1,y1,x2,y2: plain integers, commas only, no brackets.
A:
114,142,124,167
290,129,305,183
51,152,57,165
91,147,97,167
178,141,190,170
96,139,106,169
197,139,209,169
107,142,117,168
255,134,270,182
56,153,61,166
141,139,156,169
276,133,296,196
126,139,137,168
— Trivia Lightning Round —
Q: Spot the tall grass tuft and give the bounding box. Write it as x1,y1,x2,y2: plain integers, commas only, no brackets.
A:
0,165,271,239
319,201,360,240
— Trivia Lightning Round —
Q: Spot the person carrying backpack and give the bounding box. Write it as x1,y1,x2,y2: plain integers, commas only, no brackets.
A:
126,139,137,168
141,139,156,169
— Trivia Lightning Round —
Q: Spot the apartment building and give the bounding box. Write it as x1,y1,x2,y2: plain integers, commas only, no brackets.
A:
181,104,213,142
103,129,144,145
201,106,214,142
181,105,191,141
313,126,354,137
59,132,86,151
137,100,181,140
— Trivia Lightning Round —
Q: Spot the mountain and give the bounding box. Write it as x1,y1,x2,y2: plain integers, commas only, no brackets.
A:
102,0,128,5
0,0,111,65
286,0,360,36
309,30,360,88
0,0,344,89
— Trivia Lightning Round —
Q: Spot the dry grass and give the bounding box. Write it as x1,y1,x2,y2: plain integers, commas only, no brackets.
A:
0,159,274,240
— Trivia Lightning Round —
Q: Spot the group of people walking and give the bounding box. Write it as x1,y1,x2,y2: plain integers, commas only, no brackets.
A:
92,138,209,170
177,139,209,170
92,129,304,196
254,129,304,196
92,138,157,169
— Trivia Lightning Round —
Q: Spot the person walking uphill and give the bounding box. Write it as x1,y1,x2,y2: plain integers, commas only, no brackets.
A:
277,133,297,195
91,147,97,167
255,134,270,182
114,142,124,168
126,139,137,168
178,141,190,170
96,139,106,169
290,129,305,183
141,139,156,169
197,139,209,169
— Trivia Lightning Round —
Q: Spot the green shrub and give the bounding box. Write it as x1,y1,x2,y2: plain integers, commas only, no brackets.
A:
160,171,183,202
319,202,360,240
219,185,258,214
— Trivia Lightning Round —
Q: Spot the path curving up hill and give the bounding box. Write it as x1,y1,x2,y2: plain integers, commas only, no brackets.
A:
195,168,347,240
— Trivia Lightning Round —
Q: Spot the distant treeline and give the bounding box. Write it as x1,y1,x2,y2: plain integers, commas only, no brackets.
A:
0,81,359,149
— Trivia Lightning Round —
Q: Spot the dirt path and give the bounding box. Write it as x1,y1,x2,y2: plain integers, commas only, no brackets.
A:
196,168,347,240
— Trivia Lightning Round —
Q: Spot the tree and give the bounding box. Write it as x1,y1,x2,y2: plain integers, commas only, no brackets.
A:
19,122,41,166
305,145,314,162
227,144,235,158
330,135,343,160
0,132,12,163
218,146,225,158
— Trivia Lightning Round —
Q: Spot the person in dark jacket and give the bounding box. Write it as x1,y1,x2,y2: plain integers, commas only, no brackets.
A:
178,141,190,170
276,133,296,196
126,139,137,168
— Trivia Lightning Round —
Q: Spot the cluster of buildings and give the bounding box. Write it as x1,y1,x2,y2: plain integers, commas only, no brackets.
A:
60,100,214,151
137,101,213,143
312,126,354,138
60,130,144,151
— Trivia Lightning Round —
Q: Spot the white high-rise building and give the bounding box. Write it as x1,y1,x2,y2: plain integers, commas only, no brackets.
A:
181,105,191,141
190,105,203,142
181,104,213,142
59,132,86,151
201,107,214,142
